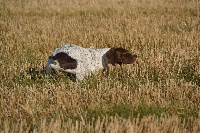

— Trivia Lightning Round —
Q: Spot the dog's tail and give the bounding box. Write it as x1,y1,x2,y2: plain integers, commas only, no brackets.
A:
48,55,55,60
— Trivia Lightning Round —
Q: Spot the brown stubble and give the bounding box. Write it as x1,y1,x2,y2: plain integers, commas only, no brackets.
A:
0,0,200,132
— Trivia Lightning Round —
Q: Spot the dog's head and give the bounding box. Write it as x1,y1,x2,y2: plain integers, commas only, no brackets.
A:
106,47,137,66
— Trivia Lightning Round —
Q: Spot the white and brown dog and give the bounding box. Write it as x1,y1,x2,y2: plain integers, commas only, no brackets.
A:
46,44,137,82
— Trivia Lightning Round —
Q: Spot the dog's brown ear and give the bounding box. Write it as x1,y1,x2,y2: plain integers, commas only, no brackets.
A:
106,48,116,66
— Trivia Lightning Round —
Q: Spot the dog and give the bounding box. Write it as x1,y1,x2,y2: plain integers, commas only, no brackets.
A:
46,44,137,82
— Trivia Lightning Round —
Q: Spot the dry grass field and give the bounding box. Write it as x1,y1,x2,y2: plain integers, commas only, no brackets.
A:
0,0,200,132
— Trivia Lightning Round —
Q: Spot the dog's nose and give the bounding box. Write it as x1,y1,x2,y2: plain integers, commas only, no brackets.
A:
133,54,138,58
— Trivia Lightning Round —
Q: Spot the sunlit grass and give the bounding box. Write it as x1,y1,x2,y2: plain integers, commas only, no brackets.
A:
0,0,200,132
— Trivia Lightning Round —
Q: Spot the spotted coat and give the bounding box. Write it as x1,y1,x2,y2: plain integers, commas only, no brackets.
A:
46,44,110,82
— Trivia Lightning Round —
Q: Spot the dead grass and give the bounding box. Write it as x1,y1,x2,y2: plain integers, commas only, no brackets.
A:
0,0,200,132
